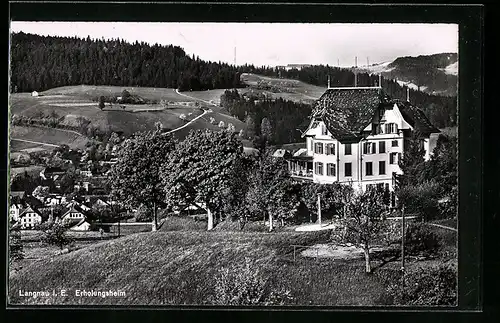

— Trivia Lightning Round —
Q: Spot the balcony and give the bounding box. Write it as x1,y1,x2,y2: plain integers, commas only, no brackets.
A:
290,169,313,179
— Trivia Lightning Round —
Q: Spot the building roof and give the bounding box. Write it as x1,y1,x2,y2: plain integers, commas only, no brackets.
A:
311,88,390,141
19,205,42,217
272,149,290,158
394,100,441,135
309,87,439,141
10,191,26,198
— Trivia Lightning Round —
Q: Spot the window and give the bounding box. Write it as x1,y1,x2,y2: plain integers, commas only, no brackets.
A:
314,142,324,154
344,143,352,155
314,162,324,175
366,162,373,176
326,143,335,155
321,124,328,135
379,161,386,175
345,163,352,177
390,152,398,164
363,142,376,154
392,140,398,147
379,141,386,153
326,163,336,176
384,123,398,134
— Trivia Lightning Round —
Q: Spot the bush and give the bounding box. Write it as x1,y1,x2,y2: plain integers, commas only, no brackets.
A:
405,223,440,257
385,263,457,306
397,181,440,221
135,205,153,222
437,185,458,219
211,257,294,305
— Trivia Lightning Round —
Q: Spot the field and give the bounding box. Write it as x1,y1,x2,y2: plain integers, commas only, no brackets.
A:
8,218,456,306
240,73,326,101
10,126,89,151
9,85,248,142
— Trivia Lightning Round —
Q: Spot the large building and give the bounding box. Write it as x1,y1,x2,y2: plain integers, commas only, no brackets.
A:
285,85,440,194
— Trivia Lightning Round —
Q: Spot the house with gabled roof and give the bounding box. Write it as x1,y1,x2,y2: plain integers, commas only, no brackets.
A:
19,205,43,229
284,85,440,196
61,204,89,225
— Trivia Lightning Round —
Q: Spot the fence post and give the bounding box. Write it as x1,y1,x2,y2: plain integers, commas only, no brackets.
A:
293,245,296,262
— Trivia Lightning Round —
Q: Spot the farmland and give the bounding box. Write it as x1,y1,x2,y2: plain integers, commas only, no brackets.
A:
10,126,90,151
9,85,248,142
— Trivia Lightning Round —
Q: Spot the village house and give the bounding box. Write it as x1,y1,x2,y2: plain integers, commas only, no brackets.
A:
9,203,24,223
19,205,43,229
61,204,89,225
283,84,440,198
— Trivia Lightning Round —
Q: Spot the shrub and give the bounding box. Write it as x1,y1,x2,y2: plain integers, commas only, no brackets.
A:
135,205,153,222
405,223,441,257
396,181,440,221
41,223,74,250
211,257,294,306
437,185,458,219
385,263,457,306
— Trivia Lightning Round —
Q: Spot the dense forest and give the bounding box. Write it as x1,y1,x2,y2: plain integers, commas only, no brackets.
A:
220,89,311,145
10,32,250,92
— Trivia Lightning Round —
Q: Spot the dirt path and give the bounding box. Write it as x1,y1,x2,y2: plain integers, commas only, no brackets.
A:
10,138,60,148
164,108,210,135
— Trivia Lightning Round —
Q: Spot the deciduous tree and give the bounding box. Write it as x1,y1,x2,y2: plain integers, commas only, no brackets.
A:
109,130,176,231
331,187,389,273
161,129,245,230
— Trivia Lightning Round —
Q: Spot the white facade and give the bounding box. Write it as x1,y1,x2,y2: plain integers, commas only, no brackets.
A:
295,102,434,193
71,220,91,231
19,207,42,229
9,204,23,222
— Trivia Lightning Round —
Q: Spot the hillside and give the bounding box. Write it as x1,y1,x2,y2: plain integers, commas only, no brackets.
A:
9,85,245,141
10,32,245,92
352,53,458,96
9,230,392,306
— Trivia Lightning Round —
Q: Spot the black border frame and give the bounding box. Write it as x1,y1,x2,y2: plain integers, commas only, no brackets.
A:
4,1,486,321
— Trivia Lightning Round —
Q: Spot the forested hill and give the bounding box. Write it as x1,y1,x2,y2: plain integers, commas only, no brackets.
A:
10,32,247,92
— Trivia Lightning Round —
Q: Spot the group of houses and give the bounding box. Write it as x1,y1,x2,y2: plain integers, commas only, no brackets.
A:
272,84,440,205
9,188,116,230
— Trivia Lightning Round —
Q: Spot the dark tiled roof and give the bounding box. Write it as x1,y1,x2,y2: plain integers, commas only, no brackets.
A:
394,100,440,135
310,88,439,141
311,88,391,141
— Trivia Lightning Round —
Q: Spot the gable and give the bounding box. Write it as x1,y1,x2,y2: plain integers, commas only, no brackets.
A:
310,88,391,142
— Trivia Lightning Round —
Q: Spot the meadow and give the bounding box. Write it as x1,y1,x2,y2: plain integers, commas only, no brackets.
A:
8,217,456,306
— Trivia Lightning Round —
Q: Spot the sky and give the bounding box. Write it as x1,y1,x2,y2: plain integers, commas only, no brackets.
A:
10,22,458,67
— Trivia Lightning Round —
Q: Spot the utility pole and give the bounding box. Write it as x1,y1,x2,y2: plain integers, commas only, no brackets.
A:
317,194,322,226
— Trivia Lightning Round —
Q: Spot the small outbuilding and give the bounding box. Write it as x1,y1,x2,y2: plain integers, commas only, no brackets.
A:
31,91,39,97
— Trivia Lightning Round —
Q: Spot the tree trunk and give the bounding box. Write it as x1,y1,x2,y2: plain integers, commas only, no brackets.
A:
269,212,273,232
363,246,372,273
151,201,158,232
207,208,214,231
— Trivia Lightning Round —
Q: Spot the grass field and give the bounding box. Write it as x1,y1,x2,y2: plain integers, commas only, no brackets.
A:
8,215,457,306
240,73,326,100
10,126,89,151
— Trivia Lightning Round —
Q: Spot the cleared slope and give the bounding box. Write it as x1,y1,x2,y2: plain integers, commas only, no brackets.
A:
9,230,388,306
